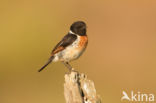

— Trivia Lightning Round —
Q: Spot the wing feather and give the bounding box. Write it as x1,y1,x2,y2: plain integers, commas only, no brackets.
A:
51,33,77,55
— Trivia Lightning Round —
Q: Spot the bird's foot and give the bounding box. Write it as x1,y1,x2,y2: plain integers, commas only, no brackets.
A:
65,68,78,74
71,68,78,73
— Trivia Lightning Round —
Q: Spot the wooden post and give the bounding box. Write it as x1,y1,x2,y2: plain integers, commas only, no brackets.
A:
64,70,101,103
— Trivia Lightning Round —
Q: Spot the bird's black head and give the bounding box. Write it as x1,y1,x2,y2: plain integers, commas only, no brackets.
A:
70,21,87,36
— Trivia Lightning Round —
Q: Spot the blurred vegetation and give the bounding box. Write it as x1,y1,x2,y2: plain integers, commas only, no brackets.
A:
0,0,156,103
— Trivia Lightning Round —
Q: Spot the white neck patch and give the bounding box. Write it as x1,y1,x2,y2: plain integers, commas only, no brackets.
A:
69,30,75,34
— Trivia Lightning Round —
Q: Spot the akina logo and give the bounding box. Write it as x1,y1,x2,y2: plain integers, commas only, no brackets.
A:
121,91,155,102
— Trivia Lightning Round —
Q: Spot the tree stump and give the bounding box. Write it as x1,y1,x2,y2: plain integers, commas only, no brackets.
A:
64,70,101,103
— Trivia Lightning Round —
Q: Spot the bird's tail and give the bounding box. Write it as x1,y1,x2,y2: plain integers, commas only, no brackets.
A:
38,56,54,72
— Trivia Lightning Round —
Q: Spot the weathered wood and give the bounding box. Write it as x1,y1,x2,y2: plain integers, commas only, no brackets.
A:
64,70,101,103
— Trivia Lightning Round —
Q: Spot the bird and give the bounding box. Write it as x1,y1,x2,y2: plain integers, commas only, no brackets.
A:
38,21,88,72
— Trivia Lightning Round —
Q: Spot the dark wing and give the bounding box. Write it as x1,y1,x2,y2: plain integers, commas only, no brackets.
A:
51,33,77,55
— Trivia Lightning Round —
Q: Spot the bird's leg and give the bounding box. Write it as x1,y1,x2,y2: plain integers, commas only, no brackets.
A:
62,62,72,71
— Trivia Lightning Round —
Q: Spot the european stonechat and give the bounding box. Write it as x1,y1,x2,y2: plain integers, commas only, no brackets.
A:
38,21,88,72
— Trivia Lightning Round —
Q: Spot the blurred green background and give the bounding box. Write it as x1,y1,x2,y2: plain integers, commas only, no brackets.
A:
0,0,156,103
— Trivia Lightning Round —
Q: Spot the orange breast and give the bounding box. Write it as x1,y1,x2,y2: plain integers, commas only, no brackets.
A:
78,36,88,48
